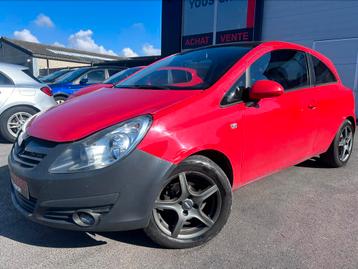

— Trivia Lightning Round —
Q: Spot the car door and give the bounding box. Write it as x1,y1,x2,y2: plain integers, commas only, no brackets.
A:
69,69,107,94
240,49,317,183
0,72,15,108
308,54,343,153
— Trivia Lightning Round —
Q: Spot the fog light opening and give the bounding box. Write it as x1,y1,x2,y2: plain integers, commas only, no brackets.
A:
73,210,100,227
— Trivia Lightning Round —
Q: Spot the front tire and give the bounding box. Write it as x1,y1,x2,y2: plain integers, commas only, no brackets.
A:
320,120,354,167
144,155,232,249
0,106,37,143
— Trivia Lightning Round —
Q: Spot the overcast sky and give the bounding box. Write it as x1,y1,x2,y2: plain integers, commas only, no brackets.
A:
0,0,162,57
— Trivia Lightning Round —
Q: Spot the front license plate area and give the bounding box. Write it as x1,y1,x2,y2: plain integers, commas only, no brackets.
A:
11,172,29,199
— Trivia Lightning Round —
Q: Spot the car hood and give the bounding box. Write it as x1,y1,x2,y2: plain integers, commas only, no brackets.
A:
71,84,113,98
27,88,201,142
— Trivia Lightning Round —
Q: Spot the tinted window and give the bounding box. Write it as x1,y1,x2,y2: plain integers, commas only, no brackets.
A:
172,69,192,84
221,73,246,106
40,69,70,83
312,56,337,85
85,70,106,83
249,50,309,90
108,69,121,76
56,68,89,84
0,72,14,85
104,67,142,84
116,46,252,90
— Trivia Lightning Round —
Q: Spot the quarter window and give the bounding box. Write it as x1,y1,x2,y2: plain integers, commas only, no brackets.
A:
0,72,14,85
249,49,309,90
311,56,337,85
221,73,246,106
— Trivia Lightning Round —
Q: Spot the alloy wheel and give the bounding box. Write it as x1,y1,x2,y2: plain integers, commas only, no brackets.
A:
153,171,222,240
6,112,32,138
338,125,353,162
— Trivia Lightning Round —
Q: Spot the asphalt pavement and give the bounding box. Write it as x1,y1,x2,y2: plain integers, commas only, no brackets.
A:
0,138,357,269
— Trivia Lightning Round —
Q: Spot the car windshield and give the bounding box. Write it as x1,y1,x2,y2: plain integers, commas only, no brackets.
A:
55,68,89,84
104,67,142,84
116,46,251,90
40,69,70,82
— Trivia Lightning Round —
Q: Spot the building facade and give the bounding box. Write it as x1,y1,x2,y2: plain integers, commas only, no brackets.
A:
162,0,358,114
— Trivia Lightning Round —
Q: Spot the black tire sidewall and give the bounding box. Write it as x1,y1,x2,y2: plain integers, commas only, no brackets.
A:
0,106,37,143
332,120,354,166
145,155,232,249
321,120,355,168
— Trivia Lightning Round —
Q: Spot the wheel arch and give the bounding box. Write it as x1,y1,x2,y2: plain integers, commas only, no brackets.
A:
54,93,69,98
347,116,356,132
190,149,234,187
0,104,40,118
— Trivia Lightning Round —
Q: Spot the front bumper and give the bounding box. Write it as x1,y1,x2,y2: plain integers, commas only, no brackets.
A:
8,137,175,231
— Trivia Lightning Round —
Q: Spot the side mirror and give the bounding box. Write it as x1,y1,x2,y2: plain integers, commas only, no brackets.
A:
79,78,88,85
249,80,284,100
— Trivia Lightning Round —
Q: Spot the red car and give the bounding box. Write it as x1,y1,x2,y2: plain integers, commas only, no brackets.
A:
70,66,144,99
9,41,355,249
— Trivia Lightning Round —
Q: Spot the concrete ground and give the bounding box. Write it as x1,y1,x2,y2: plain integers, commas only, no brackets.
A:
0,139,357,269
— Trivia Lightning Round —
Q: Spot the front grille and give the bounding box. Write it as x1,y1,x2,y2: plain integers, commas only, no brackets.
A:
13,136,57,168
13,188,37,214
44,205,113,223
13,150,45,168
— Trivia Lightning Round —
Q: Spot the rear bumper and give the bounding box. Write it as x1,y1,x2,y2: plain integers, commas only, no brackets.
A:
8,139,175,232
35,92,56,111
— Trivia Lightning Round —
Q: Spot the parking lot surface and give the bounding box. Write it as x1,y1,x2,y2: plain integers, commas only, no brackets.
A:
0,139,357,269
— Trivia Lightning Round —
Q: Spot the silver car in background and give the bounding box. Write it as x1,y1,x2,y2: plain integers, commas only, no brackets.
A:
0,63,56,142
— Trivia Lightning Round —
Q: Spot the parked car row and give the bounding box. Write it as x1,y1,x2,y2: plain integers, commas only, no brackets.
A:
0,63,144,142
47,66,126,104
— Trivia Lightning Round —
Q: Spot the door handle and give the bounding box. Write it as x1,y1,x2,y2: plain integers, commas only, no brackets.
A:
308,104,317,110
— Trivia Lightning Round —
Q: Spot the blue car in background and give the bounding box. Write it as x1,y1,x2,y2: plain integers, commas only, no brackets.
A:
50,66,125,103
38,68,72,84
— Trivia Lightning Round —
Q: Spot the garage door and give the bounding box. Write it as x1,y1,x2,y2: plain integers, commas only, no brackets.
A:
313,39,358,115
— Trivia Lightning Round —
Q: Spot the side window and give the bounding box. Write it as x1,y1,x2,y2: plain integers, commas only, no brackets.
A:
109,69,120,76
171,70,192,84
249,49,309,90
0,72,14,86
86,70,106,83
311,56,337,85
221,73,246,106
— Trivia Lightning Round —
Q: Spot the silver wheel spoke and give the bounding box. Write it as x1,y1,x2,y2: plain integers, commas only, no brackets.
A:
179,172,191,200
155,200,180,213
172,216,186,238
192,209,215,228
195,185,219,204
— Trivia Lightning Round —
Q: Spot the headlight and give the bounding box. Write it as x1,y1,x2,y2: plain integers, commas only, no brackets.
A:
49,115,152,173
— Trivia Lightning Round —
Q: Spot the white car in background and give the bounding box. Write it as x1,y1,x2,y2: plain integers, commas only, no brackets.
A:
0,63,56,142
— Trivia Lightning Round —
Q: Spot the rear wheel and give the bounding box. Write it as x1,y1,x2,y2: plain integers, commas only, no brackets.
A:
320,120,354,167
0,106,37,142
144,155,232,248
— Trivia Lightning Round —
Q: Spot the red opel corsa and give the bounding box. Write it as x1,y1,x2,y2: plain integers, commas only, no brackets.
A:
9,42,355,248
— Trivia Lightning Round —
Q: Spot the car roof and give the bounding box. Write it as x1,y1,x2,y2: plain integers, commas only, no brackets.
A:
0,62,28,72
